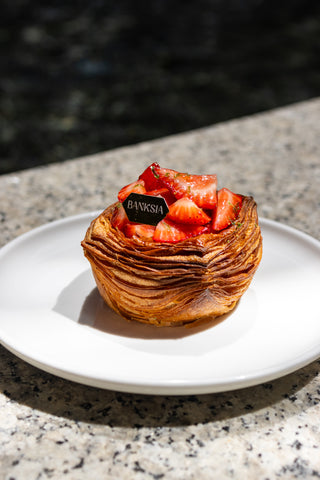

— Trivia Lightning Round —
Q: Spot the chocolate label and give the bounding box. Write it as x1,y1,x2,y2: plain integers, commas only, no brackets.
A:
123,193,169,226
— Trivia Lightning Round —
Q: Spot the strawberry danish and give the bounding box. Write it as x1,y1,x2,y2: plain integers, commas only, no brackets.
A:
81,163,263,326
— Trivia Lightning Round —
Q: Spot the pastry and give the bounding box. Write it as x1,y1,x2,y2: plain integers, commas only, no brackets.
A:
81,163,262,326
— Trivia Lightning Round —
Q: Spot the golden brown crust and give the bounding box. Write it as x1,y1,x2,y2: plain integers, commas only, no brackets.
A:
81,196,262,326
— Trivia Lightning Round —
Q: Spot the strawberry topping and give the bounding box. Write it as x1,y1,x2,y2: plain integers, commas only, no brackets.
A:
124,223,155,240
138,162,163,191
118,180,146,203
212,188,243,231
153,219,189,243
167,197,211,225
153,219,210,243
153,165,217,209
114,163,244,243
111,203,129,230
145,187,176,205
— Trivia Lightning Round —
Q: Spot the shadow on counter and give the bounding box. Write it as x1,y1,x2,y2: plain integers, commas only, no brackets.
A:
1,344,318,429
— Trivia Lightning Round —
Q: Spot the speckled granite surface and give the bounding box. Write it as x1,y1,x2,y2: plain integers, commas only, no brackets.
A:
1,98,320,479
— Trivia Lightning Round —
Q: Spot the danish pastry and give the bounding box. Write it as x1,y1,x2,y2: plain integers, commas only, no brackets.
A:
81,163,262,326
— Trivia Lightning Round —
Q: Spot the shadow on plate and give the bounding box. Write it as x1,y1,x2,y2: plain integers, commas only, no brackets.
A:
53,269,235,340
77,286,234,340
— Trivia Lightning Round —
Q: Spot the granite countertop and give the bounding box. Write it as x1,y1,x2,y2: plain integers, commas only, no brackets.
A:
1,98,320,479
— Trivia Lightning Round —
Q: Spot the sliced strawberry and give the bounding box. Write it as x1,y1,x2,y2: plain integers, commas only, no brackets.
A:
153,165,217,209
138,162,163,191
184,224,211,238
117,179,146,203
152,165,177,184
153,219,189,243
212,188,243,231
166,197,211,225
145,187,176,205
124,223,155,240
153,219,210,243
111,203,129,231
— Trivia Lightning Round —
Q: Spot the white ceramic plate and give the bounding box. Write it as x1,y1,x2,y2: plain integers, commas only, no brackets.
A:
0,212,320,395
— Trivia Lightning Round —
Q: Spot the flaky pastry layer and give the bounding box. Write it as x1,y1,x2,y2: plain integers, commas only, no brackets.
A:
81,196,262,326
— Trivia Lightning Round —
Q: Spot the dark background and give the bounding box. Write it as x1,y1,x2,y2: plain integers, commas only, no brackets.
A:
1,0,320,175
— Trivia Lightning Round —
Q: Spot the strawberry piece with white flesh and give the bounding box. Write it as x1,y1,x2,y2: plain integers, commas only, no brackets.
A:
138,162,163,191
212,188,243,231
124,223,155,240
111,203,129,230
145,187,176,206
153,219,210,243
153,165,217,209
166,197,211,225
118,179,146,203
184,224,211,238
153,219,189,243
